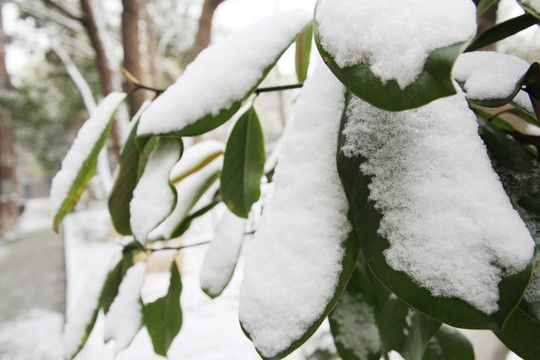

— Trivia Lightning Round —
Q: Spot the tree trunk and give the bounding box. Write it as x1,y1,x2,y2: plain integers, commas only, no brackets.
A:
80,0,122,154
189,0,226,63
0,5,19,231
122,0,146,118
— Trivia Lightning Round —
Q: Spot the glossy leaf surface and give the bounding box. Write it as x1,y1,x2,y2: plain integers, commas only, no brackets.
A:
295,23,313,82
143,260,183,357
422,326,475,360
221,106,265,218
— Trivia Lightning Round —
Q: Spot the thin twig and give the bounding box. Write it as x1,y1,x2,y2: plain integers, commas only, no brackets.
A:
254,83,304,95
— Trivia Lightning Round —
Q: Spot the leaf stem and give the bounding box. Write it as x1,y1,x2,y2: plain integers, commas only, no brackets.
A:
254,83,304,95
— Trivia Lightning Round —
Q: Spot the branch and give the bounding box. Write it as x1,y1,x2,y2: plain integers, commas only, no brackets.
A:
41,0,82,21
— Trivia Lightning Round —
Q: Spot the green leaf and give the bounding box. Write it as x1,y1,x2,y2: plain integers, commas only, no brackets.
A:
143,260,183,357
476,0,498,15
422,326,475,360
495,306,540,359
465,14,539,52
108,105,152,236
170,200,221,239
477,117,540,323
378,297,441,360
221,106,266,218
337,92,535,330
518,0,540,19
100,244,139,313
314,10,470,111
328,263,388,360
137,13,312,137
295,23,313,82
52,92,126,232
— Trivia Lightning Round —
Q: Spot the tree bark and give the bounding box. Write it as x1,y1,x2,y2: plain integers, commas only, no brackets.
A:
189,0,226,63
0,5,19,231
122,0,146,118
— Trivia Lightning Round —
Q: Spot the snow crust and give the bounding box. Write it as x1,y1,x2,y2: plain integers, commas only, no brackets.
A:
200,209,245,297
105,262,146,352
331,292,380,359
130,139,182,243
137,10,311,136
148,155,222,240
453,52,530,101
50,92,126,215
341,92,535,314
239,64,351,358
315,0,476,89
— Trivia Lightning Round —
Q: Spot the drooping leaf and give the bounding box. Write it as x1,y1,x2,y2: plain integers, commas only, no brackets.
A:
465,13,539,52
518,0,540,19
109,102,152,236
143,260,183,357
295,23,313,82
378,296,441,360
148,155,222,241
221,106,265,218
200,208,245,298
101,243,139,313
314,0,476,111
495,306,540,359
136,11,312,137
337,91,536,330
130,137,183,244
51,92,126,232
422,326,475,360
476,0,498,15
328,262,389,360
453,52,530,107
169,140,223,184
477,117,540,324
239,65,359,360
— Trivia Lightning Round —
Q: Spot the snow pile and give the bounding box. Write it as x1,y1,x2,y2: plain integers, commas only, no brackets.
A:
239,64,350,358
315,0,476,88
453,51,530,101
342,92,535,314
105,262,146,352
50,92,126,215
137,10,311,136
130,139,182,243
200,209,245,297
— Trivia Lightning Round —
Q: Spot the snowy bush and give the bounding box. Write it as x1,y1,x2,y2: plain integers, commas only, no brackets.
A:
51,1,540,359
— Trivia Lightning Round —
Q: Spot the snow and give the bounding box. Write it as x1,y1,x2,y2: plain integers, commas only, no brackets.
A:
148,155,222,241
137,10,311,136
200,208,245,297
521,0,540,11
105,262,146,352
140,250,178,304
50,92,126,216
239,63,351,358
129,139,182,243
512,90,537,118
453,52,530,102
169,140,224,182
315,0,476,89
330,291,380,360
341,91,535,315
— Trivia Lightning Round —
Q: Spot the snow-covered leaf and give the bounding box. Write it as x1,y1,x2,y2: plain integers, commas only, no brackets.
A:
148,155,222,241
101,244,139,313
142,260,182,357
295,23,313,82
378,297,441,360
518,0,540,18
221,106,265,218
422,326,474,360
51,92,126,232
465,13,539,52
239,64,359,360
200,209,245,298
109,102,152,236
169,140,223,184
314,0,475,111
477,117,540,324
328,263,389,360
137,10,312,137
338,91,536,330
104,262,146,353
129,138,183,244
453,52,530,107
